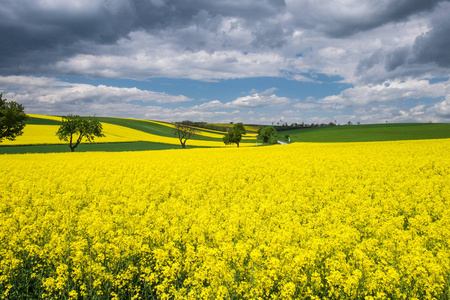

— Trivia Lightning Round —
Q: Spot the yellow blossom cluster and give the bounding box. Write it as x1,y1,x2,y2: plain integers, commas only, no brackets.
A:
1,139,449,299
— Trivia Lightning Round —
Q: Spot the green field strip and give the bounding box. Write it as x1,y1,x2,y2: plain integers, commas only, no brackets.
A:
285,123,450,143
0,141,203,154
25,116,62,125
194,127,227,135
95,117,175,137
96,117,232,142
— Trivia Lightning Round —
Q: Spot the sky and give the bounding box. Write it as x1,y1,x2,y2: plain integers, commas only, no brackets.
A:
1,0,450,125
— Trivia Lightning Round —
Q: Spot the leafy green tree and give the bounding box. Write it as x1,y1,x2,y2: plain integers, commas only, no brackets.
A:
0,94,29,143
283,133,290,142
174,121,198,149
223,122,246,147
56,115,105,152
259,126,278,144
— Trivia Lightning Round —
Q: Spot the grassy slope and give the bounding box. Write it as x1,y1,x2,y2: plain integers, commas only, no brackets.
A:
0,117,208,154
0,141,204,154
95,117,256,143
3,117,449,154
1,116,248,154
285,123,450,143
25,116,255,141
25,116,62,125
96,117,175,137
96,117,230,142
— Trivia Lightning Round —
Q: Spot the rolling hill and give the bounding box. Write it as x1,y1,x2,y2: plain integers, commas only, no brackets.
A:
282,123,450,143
0,115,259,154
1,115,449,154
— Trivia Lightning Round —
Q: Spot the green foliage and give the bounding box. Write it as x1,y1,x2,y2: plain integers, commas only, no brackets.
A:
174,121,198,149
0,94,29,143
259,126,278,144
269,135,278,144
56,115,105,152
223,122,246,147
283,133,290,141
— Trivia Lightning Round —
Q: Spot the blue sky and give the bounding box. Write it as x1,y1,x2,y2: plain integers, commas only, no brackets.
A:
1,0,450,124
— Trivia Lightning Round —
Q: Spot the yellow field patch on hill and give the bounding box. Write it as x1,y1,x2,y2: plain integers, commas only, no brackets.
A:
1,124,141,146
22,115,258,143
2,123,258,147
27,114,62,121
1,125,62,145
122,118,258,141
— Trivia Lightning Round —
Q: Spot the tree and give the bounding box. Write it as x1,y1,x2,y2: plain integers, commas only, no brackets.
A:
283,133,290,142
56,115,105,152
259,126,278,144
0,94,29,143
174,121,198,149
223,122,246,147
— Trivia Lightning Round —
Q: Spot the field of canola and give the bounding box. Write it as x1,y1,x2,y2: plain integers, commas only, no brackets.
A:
0,115,257,148
1,139,450,299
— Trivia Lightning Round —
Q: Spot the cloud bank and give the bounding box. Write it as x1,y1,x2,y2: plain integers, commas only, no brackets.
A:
1,0,450,123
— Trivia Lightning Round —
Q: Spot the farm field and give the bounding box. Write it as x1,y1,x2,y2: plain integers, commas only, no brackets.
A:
0,115,258,154
284,123,450,143
0,141,203,154
1,115,449,154
1,139,449,299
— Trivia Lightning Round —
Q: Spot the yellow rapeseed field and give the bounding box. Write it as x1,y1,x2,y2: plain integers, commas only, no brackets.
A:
1,139,449,299
1,121,257,147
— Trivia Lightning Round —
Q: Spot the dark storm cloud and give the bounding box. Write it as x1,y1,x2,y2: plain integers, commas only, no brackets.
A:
287,0,446,37
412,2,450,68
2,0,450,86
0,0,285,75
132,0,285,28
337,0,445,37
355,1,450,82
0,0,136,74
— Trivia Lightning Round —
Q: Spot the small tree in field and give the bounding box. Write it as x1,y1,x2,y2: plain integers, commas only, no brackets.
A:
174,121,198,149
223,122,246,147
0,94,29,143
56,115,105,152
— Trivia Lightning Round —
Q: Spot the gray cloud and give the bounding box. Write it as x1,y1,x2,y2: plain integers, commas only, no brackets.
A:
0,1,136,71
355,1,450,82
251,24,288,49
412,2,450,68
0,0,285,75
385,47,411,72
1,0,450,104
286,0,446,37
